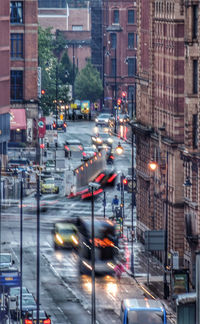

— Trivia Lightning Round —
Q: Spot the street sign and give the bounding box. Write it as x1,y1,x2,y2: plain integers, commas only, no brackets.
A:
0,270,21,287
38,121,44,128
145,230,165,251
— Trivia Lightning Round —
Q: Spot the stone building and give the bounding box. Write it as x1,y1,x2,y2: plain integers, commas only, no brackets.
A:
103,0,137,114
0,0,10,168
134,0,186,278
180,1,200,285
10,0,38,144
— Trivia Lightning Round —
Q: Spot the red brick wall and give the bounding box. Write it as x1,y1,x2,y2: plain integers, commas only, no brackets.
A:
0,0,10,114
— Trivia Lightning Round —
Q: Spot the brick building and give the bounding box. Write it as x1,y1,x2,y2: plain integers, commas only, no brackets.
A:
38,0,91,72
134,0,186,276
0,0,10,168
180,2,200,285
10,0,38,144
103,0,137,114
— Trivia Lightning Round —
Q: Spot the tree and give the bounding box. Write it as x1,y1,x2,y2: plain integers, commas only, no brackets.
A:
38,26,73,115
74,61,103,103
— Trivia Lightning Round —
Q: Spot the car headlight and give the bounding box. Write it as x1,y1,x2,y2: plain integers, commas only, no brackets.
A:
108,138,113,143
95,118,98,123
97,138,102,143
120,119,123,122
105,119,108,122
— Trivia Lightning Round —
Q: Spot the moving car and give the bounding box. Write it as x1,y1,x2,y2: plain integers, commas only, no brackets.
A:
81,146,97,161
45,160,55,172
23,310,51,324
54,120,67,132
11,293,37,320
41,178,59,194
7,287,29,316
117,114,130,125
64,139,83,158
53,222,79,249
91,133,113,148
95,113,114,127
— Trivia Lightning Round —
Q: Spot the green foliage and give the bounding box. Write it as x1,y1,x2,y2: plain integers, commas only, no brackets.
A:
74,61,103,103
38,26,74,115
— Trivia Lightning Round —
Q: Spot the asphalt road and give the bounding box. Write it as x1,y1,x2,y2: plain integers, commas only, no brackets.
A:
2,120,145,324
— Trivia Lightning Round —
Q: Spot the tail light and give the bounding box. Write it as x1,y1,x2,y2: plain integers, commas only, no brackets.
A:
82,152,86,156
25,320,33,324
110,155,114,159
64,145,70,151
44,319,51,324
63,123,67,128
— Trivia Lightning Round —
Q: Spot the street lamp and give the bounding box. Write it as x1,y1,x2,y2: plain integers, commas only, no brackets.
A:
88,182,100,324
115,142,124,155
148,154,169,299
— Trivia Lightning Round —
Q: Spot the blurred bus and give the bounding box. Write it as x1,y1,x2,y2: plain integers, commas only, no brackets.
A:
120,298,167,324
77,217,118,275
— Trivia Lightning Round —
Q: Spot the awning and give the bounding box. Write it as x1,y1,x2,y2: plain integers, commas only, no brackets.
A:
10,109,26,130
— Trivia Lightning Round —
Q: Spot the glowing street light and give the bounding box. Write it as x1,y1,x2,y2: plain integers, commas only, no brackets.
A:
115,142,124,155
148,161,158,171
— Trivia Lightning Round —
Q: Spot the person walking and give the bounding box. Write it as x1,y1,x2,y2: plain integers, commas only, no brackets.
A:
112,195,119,212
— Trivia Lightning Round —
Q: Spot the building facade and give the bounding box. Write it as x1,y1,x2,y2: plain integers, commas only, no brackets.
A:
180,1,200,285
103,0,137,114
0,0,10,168
10,0,38,145
135,0,186,278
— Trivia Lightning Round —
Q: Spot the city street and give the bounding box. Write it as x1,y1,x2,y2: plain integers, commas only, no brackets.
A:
1,120,147,324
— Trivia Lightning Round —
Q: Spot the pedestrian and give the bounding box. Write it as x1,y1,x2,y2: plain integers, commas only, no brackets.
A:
112,195,119,211
114,262,125,280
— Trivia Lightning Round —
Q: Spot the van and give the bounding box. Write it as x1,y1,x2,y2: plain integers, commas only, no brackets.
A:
120,298,167,324
64,139,83,158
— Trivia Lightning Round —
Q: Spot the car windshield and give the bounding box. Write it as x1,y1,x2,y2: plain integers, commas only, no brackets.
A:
58,228,76,235
0,254,11,263
99,133,110,139
84,147,95,152
22,296,36,307
128,310,164,324
99,114,110,118
10,287,28,296
43,179,54,184
31,310,47,319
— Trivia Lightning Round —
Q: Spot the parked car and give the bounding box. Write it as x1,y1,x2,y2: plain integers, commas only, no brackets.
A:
40,178,59,194
95,113,114,127
23,310,51,324
81,146,97,161
0,253,14,270
53,222,79,249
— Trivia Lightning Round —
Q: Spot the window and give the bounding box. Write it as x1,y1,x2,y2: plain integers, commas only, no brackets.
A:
11,34,23,58
111,33,117,49
128,57,137,76
193,5,198,39
128,33,134,49
10,2,23,24
128,10,135,24
113,10,119,23
193,114,198,149
111,58,116,77
11,71,23,101
193,60,198,94
72,25,83,31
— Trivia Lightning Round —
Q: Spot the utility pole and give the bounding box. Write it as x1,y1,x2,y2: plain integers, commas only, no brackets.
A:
72,43,75,100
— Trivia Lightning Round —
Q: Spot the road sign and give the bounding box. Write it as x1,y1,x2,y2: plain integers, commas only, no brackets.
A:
0,270,21,287
38,120,44,128
145,230,165,251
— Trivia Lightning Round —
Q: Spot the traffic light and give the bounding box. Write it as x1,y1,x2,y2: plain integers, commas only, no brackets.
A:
40,143,45,149
53,121,56,129
121,91,127,102
117,98,121,106
41,89,45,95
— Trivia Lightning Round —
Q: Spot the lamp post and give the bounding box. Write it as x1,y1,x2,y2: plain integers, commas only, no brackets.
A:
72,43,75,100
88,182,100,324
55,64,58,127
131,128,135,275
20,175,23,319
36,174,40,324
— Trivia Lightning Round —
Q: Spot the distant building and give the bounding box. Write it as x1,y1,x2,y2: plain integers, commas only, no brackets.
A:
0,0,10,168
38,0,91,74
10,0,38,145
103,0,137,113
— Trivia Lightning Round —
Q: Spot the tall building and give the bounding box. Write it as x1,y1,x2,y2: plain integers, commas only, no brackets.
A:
10,0,38,144
0,1,11,168
103,0,137,113
135,0,185,275
180,2,200,285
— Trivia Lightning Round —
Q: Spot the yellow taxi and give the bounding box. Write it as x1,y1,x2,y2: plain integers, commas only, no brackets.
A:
53,222,79,249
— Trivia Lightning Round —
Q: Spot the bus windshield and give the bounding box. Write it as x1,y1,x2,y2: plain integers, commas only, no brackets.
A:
128,310,164,324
